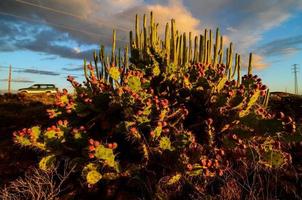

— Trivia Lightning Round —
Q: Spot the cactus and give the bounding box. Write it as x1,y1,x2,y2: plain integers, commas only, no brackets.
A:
248,52,253,75
213,28,220,66
108,66,120,82
39,154,56,171
13,11,301,199
127,75,142,92
159,136,173,151
94,144,119,171
167,173,182,185
86,170,102,185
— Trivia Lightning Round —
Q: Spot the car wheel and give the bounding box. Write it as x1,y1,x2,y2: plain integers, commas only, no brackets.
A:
19,91,27,97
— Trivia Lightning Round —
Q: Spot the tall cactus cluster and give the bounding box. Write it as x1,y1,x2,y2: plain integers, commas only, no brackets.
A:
13,12,301,199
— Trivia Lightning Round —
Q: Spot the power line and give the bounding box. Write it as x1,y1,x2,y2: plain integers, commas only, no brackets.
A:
15,0,130,32
292,64,299,95
0,11,129,43
0,65,84,77
0,11,100,39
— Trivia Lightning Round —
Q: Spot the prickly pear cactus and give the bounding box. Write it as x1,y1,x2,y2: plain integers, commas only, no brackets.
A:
13,12,300,199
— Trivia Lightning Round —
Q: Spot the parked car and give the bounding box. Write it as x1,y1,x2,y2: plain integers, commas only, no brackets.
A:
18,84,58,94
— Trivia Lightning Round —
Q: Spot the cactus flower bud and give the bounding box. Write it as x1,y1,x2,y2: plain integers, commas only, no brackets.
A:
276,112,285,119
187,164,193,171
112,142,118,149
206,118,213,125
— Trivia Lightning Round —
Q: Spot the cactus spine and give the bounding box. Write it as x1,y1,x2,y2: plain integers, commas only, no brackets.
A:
165,23,170,65
237,55,241,86
188,32,192,62
171,19,177,65
213,28,220,66
178,34,183,65
150,12,154,48
219,35,224,64
111,30,116,66
183,32,187,64
227,43,233,80
208,29,212,64
129,31,133,53
248,53,253,75
204,29,208,64
199,34,203,63
231,53,238,79
143,14,147,57
93,50,99,79
263,89,270,107
193,36,198,63
135,14,140,50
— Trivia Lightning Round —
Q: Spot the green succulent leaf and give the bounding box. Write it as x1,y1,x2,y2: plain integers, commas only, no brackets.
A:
109,67,120,81
39,154,56,171
15,136,32,146
260,150,286,168
31,126,41,140
214,76,227,93
186,164,203,176
153,126,162,139
60,95,69,104
152,64,161,76
94,145,119,172
239,90,260,117
127,75,142,92
82,163,98,175
159,136,173,151
167,174,181,185
86,170,102,185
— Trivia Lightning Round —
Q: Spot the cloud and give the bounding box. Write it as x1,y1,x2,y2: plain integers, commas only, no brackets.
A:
0,78,34,83
14,69,60,76
0,0,128,56
0,0,203,59
73,47,81,54
40,55,58,60
226,27,238,33
222,0,301,53
252,54,271,69
256,35,302,57
0,18,97,60
62,65,83,71
100,0,144,13
240,54,271,70
182,0,302,67
146,0,202,35
1,0,302,70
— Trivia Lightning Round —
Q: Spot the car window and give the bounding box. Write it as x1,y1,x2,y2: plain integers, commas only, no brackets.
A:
30,85,39,89
47,85,54,88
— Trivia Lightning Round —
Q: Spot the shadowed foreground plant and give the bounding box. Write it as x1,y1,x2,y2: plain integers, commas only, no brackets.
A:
0,160,75,200
13,12,301,199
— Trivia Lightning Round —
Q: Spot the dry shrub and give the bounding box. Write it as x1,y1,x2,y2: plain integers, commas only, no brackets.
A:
0,160,75,200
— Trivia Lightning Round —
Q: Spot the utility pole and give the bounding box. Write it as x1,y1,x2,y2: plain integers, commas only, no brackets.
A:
292,64,299,95
8,65,12,94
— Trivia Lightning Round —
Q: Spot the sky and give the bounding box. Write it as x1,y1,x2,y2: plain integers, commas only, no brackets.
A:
0,0,302,93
